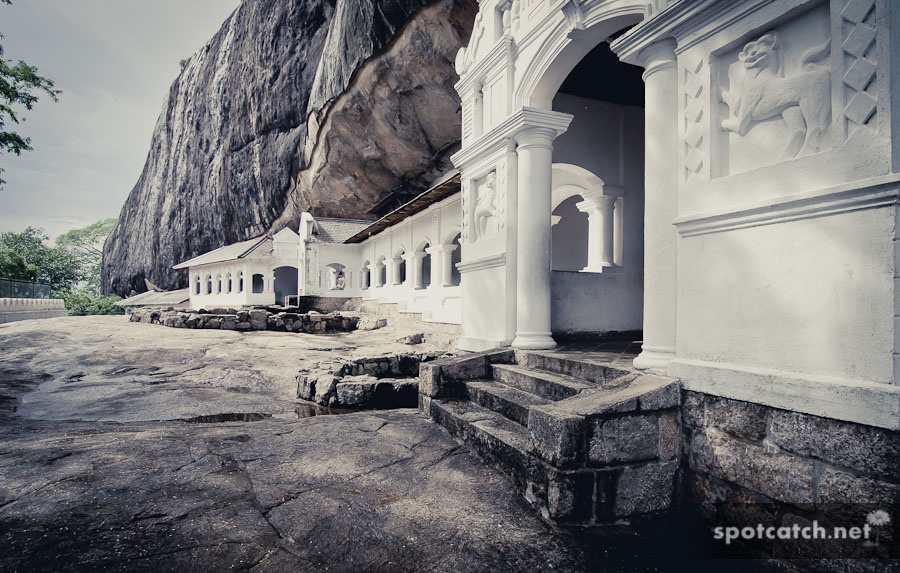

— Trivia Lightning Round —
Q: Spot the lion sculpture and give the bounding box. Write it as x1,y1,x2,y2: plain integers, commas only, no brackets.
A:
721,31,831,159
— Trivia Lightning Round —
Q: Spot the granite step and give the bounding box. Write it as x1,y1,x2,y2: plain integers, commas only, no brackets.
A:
464,380,552,427
429,398,542,487
491,364,593,401
517,352,632,386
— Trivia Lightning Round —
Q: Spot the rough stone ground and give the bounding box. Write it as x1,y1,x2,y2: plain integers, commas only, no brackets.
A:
0,316,731,572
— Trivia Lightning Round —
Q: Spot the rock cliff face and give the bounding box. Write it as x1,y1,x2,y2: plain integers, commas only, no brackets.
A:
102,0,477,295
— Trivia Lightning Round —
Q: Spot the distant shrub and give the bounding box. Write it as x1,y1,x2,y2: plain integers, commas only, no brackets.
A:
62,288,123,316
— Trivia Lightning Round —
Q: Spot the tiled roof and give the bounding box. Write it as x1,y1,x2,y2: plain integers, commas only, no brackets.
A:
172,235,272,269
345,171,460,243
311,218,373,243
115,288,190,307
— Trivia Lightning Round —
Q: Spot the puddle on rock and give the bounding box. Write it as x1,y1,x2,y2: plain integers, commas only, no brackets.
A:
184,413,273,423
183,402,361,424
282,401,361,419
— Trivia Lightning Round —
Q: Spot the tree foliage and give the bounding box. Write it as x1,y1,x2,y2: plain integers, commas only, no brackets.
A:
56,217,115,294
0,247,37,280
0,226,85,292
0,0,61,188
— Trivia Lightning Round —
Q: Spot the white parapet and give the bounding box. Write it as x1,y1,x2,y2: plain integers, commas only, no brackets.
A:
0,298,68,324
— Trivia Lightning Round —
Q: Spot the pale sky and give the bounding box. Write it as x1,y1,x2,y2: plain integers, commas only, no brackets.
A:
0,0,241,239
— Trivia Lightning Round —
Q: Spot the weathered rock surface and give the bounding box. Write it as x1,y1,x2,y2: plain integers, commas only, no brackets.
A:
102,0,478,296
0,317,690,571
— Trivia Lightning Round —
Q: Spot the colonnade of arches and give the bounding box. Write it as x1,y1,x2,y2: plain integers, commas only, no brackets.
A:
360,231,461,291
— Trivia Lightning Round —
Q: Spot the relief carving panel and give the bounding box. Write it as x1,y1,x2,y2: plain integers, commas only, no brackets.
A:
716,5,832,175
473,171,499,242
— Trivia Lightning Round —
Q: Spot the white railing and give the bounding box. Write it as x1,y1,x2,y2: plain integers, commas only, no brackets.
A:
0,298,68,323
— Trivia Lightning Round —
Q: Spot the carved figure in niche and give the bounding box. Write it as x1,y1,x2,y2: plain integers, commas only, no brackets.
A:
473,172,497,241
721,31,831,158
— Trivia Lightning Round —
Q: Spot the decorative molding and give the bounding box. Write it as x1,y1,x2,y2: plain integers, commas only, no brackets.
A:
674,174,900,237
670,358,900,430
496,158,508,232
840,0,877,134
682,57,705,179
460,179,470,242
456,253,507,274
451,107,573,168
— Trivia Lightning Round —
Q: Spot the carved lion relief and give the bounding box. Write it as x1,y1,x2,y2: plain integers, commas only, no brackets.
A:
721,31,831,159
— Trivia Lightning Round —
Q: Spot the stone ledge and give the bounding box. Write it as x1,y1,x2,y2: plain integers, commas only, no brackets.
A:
672,358,900,430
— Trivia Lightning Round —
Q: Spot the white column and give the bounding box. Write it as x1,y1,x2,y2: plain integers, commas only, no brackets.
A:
633,39,678,372
425,246,440,287
512,127,556,350
576,190,617,271
388,259,396,285
410,253,425,289
374,263,384,287
440,244,458,287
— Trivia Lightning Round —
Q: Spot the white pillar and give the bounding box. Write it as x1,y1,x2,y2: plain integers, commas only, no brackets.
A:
392,258,402,285
512,126,556,350
576,190,617,271
410,253,425,289
425,246,440,287
633,39,678,372
374,263,384,287
440,244,458,287
473,83,484,139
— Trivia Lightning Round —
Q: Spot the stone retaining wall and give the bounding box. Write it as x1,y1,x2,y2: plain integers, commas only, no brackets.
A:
129,307,370,334
681,389,900,559
0,298,68,324
298,351,449,409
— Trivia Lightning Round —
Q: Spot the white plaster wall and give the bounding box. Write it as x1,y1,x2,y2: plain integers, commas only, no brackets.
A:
677,206,894,384
188,259,283,309
550,93,645,334
356,195,462,324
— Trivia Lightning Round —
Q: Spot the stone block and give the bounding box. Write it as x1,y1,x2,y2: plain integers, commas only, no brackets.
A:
249,310,268,331
313,374,338,405
681,391,705,428
235,321,251,331
297,374,315,400
770,410,900,482
418,363,442,398
336,380,375,407
659,413,679,461
221,317,236,330
588,415,658,465
637,379,680,410
706,395,768,442
547,469,594,522
418,393,432,416
817,467,900,505
691,429,814,504
614,461,677,517
203,318,221,329
528,406,585,469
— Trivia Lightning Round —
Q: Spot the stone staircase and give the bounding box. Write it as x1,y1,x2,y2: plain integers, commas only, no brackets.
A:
418,349,681,526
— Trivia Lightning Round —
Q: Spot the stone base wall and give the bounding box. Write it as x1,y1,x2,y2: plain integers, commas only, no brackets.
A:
129,307,364,334
681,390,900,559
0,298,68,324
299,296,359,313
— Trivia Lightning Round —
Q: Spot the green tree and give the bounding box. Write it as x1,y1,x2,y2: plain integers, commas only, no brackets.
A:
0,226,85,292
56,217,115,294
0,248,37,280
0,0,61,189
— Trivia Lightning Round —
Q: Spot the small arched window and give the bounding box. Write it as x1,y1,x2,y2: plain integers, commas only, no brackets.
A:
206,275,213,295
239,272,244,292
195,276,201,295
252,273,265,294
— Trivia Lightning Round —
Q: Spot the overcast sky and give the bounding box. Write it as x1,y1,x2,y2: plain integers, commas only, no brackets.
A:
0,0,241,240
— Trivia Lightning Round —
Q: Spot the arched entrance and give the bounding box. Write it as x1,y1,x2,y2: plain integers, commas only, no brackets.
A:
273,266,299,305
